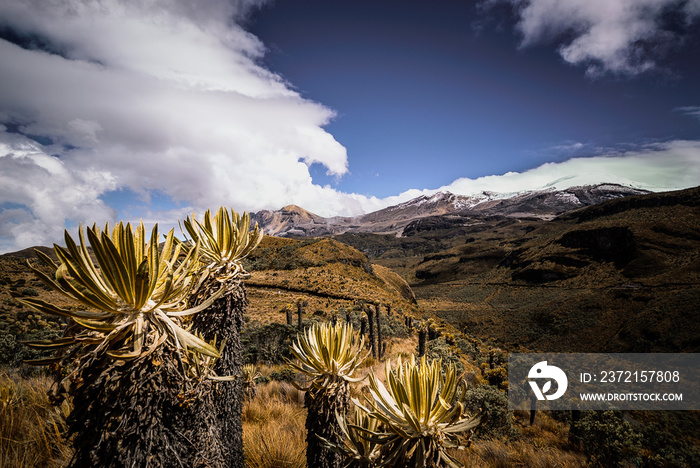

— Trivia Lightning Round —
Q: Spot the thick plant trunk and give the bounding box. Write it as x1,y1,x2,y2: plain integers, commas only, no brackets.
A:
407,437,441,468
375,303,383,360
418,329,427,357
297,300,304,329
305,382,350,468
64,344,224,468
366,305,376,358
191,279,248,468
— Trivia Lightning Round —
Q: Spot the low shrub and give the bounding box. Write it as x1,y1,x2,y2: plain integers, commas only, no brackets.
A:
242,321,297,364
572,410,642,467
424,337,465,373
462,384,518,440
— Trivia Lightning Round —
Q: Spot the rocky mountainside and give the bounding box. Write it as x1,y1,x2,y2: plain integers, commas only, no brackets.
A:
251,184,649,237
377,186,700,353
249,204,330,237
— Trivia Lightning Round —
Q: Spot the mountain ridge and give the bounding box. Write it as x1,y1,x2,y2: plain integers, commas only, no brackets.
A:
250,183,650,238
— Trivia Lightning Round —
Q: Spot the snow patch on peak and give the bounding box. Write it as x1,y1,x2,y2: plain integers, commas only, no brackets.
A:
555,192,582,205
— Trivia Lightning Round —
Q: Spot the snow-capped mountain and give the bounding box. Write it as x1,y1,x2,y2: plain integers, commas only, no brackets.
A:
250,184,650,237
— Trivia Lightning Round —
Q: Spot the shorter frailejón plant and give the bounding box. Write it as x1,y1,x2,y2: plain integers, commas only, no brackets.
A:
321,405,383,468
355,355,481,468
242,364,263,399
179,207,262,282
287,322,369,468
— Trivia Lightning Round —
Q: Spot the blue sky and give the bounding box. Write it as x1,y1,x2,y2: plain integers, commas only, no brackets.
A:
1,0,700,252
248,0,700,197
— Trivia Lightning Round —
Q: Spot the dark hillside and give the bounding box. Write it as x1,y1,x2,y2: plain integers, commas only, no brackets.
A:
362,187,700,353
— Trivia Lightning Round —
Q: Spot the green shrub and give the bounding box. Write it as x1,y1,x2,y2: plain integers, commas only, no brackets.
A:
638,419,700,467
19,287,40,297
462,384,517,440
0,327,62,372
423,337,464,374
267,368,296,383
379,311,410,339
482,366,508,390
0,330,18,366
241,322,297,364
572,410,642,467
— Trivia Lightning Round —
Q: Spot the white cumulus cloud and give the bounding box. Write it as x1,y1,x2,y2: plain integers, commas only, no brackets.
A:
496,0,700,75
0,0,364,252
0,128,117,252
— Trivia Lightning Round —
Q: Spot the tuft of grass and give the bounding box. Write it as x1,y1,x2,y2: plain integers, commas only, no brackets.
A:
0,369,72,467
244,422,306,468
453,439,586,467
243,381,306,468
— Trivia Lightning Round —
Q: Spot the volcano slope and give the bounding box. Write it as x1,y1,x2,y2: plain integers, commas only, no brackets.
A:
345,187,700,353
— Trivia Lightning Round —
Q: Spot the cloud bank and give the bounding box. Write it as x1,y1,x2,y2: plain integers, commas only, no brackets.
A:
383,140,700,206
497,0,700,75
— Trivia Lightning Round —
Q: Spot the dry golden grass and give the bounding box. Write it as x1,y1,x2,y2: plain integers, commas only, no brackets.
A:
449,411,585,467
454,439,586,468
243,380,306,468
385,335,418,360
1,346,588,468
246,286,359,325
0,369,72,468
372,263,417,303
519,412,570,450
244,422,306,468
247,261,420,316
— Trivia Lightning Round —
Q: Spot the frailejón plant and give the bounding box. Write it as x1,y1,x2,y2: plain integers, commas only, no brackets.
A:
179,207,262,281
355,355,481,468
242,364,263,398
288,322,369,468
288,322,368,390
15,221,230,467
179,207,263,468
17,221,224,367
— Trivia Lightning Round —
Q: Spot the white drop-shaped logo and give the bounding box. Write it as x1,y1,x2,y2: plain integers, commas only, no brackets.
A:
528,361,568,401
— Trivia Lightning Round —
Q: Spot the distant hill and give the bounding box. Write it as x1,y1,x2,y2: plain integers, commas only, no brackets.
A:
242,236,419,307
1,245,56,261
250,205,330,237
